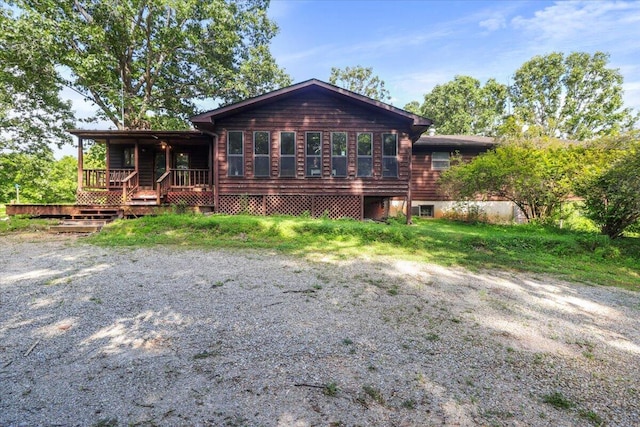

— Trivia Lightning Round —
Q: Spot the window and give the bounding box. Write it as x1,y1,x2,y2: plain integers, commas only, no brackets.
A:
254,131,270,177
280,132,296,177
175,152,189,170
432,152,450,170
305,132,322,177
419,205,434,218
382,133,398,177
227,131,244,176
357,132,373,177
123,147,134,168
331,132,347,177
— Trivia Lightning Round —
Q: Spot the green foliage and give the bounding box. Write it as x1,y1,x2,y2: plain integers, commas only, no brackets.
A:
0,151,76,203
0,8,74,153
577,137,640,239
329,66,390,102
510,51,637,140
412,75,508,135
83,142,106,169
439,139,584,222
87,214,640,290
2,0,290,131
542,391,574,410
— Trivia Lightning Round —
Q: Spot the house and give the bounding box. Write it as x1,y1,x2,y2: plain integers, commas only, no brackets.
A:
9,79,514,221
69,79,433,221
409,134,515,221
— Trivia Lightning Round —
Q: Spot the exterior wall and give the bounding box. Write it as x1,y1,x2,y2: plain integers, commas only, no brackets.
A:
389,200,515,222
211,91,413,199
411,148,486,201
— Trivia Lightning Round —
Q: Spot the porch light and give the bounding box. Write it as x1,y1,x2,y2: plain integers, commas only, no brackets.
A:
160,141,167,150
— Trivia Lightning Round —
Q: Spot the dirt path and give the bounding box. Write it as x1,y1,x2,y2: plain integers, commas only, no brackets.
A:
1,233,639,426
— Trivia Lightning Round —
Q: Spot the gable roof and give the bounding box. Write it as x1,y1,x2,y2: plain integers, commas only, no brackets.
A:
190,79,432,138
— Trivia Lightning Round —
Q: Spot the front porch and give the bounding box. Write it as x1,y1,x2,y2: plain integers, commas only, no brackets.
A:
72,130,214,207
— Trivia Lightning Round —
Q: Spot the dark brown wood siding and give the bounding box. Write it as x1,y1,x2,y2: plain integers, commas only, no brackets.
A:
411,147,486,200
107,144,133,170
212,91,413,197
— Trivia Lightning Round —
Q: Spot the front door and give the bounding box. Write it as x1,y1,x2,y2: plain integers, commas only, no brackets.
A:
154,151,166,188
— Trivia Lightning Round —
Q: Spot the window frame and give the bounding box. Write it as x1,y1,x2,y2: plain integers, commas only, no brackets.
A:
123,147,134,168
357,132,373,178
253,131,270,178
382,133,398,178
431,152,451,170
331,132,348,177
279,131,296,178
227,131,244,177
305,131,322,177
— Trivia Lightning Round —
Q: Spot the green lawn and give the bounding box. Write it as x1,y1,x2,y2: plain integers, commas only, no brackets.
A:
86,214,640,291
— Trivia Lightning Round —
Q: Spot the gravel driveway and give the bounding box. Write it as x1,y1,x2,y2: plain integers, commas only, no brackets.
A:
1,233,639,426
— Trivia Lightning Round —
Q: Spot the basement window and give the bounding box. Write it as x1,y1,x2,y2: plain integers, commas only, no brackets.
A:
419,205,434,218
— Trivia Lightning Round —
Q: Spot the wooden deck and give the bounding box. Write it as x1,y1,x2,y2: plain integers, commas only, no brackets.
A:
6,204,213,218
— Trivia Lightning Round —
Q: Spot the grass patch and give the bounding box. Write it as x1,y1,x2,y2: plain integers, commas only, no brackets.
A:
542,391,575,410
323,382,339,397
0,213,55,234
84,214,640,290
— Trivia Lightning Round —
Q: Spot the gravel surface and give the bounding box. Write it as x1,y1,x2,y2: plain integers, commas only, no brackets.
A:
1,233,639,427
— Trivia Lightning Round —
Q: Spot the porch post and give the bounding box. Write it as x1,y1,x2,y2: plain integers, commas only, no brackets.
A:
208,140,213,192
406,141,413,225
105,139,110,190
134,139,139,172
77,137,84,192
165,142,171,177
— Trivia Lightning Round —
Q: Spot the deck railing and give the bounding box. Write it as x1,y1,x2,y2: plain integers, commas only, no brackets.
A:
156,171,172,205
82,169,133,190
121,171,139,203
171,168,210,188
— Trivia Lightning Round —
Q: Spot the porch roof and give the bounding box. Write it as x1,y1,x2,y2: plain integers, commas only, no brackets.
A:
68,129,208,143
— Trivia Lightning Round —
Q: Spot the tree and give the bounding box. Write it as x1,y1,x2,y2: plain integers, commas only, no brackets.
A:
0,150,77,204
438,139,583,222
576,133,640,239
1,0,291,131
510,51,637,140
407,75,508,136
329,66,390,102
0,7,75,154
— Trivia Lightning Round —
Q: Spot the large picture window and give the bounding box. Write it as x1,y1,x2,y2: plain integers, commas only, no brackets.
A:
357,132,373,177
227,131,244,177
382,133,398,177
432,152,450,170
254,131,270,177
305,132,322,177
331,132,347,177
280,132,296,177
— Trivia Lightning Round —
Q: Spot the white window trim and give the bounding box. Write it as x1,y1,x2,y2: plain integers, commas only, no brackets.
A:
382,133,398,178
279,131,296,178
432,151,450,170
357,132,373,177
331,131,347,177
305,131,322,177
253,131,270,177
227,131,244,177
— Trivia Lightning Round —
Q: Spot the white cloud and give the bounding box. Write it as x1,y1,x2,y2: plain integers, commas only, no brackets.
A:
510,1,640,46
479,16,506,32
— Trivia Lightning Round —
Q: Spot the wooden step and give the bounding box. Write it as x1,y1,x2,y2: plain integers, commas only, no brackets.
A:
49,219,109,233
129,200,158,206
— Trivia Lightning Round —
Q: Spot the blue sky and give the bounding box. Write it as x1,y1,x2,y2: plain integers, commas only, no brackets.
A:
267,0,640,111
